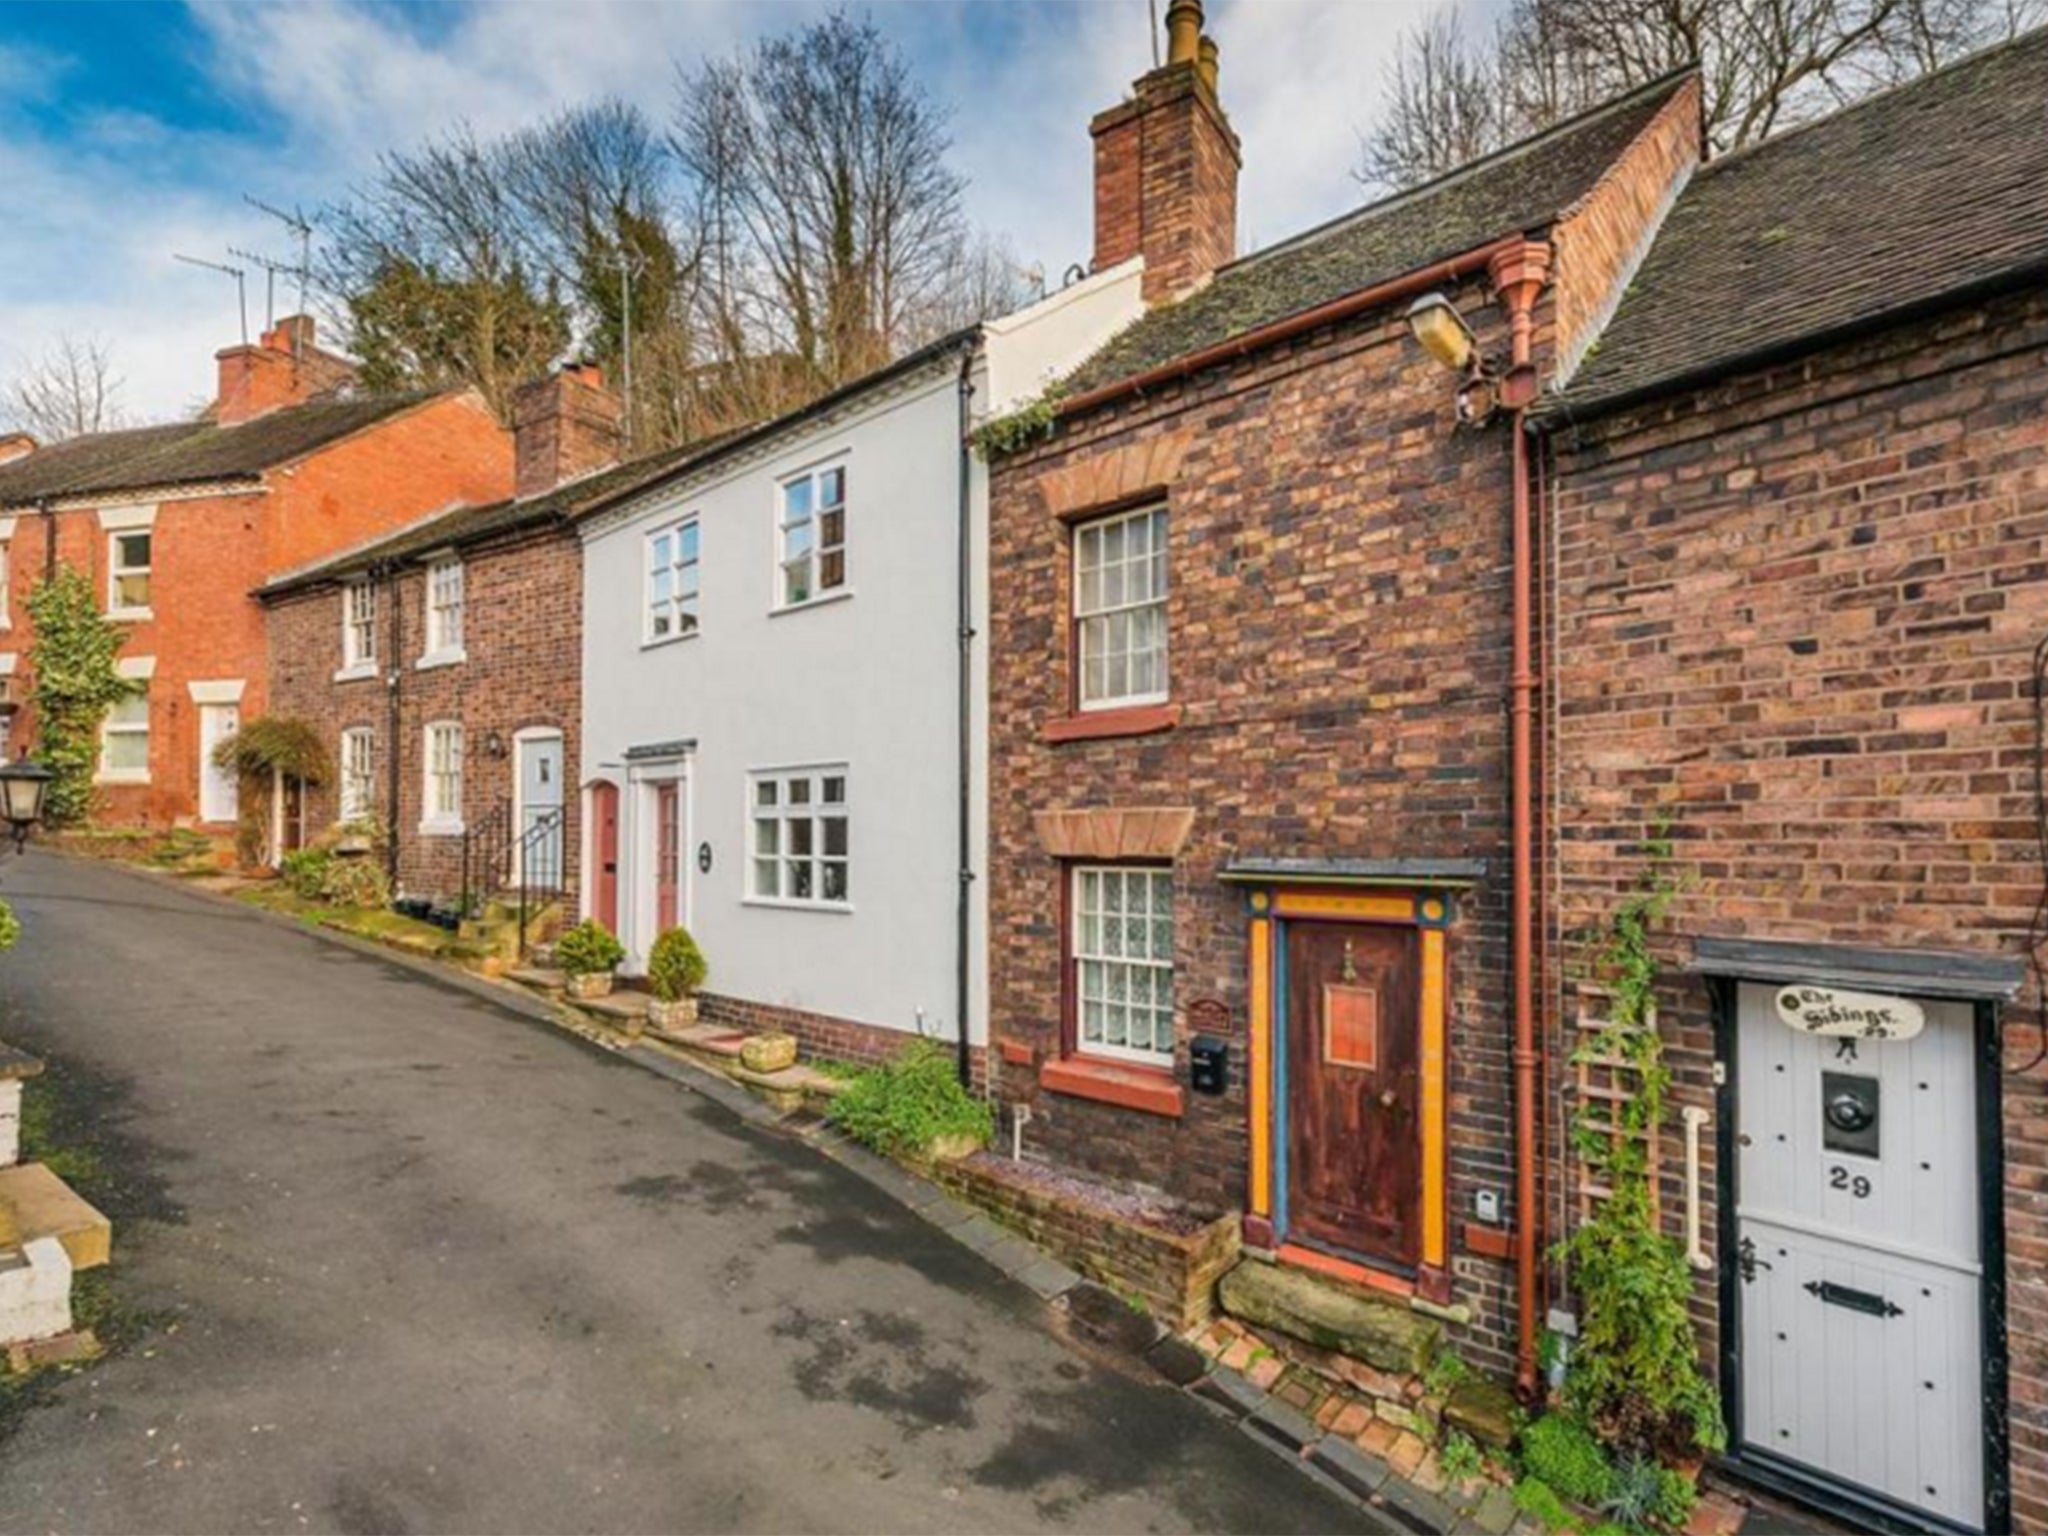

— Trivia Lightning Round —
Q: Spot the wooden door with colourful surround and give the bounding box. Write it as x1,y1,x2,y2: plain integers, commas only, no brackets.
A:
1284,920,1423,1270
654,783,680,932
591,781,620,932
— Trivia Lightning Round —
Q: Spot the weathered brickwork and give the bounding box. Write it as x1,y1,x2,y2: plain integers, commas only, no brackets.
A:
265,525,581,900
1548,284,2048,1527
2,391,511,829
988,276,1532,1372
1089,59,1238,303
698,991,989,1092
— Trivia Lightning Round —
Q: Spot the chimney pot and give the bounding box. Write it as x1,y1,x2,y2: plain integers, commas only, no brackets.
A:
1165,0,1203,65
1198,35,1220,95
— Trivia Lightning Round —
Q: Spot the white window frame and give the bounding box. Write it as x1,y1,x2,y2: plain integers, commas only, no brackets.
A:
107,528,153,620
1073,504,1169,712
421,720,463,835
98,686,151,785
339,727,375,824
775,460,848,611
419,557,465,667
746,765,850,909
1071,865,1175,1064
0,536,11,629
339,580,377,680
645,518,701,644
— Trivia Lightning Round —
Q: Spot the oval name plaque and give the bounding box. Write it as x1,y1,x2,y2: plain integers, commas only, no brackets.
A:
1773,984,1926,1041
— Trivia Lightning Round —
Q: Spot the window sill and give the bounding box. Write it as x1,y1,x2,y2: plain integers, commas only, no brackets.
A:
1039,1056,1185,1118
1041,702,1181,744
641,629,701,652
418,817,465,838
769,588,854,619
334,663,379,684
415,648,466,671
107,608,154,624
94,770,150,786
741,897,854,915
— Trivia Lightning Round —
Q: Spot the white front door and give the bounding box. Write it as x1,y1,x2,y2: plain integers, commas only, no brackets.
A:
1734,982,1984,1529
198,703,240,824
514,733,565,890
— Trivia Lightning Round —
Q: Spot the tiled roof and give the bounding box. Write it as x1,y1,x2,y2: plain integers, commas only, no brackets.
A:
0,394,435,509
1062,71,1696,397
1550,25,2048,413
256,439,710,596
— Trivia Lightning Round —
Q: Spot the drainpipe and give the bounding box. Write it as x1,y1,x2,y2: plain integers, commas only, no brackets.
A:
954,348,977,1091
382,561,403,885
1488,238,1554,1400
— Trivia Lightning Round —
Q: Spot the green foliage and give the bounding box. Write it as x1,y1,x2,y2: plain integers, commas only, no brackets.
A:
1513,1477,1579,1534
280,848,333,900
346,254,571,419
970,386,1063,459
1440,1430,1483,1485
646,925,709,1001
554,918,625,977
826,1039,994,1158
1423,1349,1473,1397
0,898,19,953
1562,825,1723,1464
318,856,391,911
1650,1464,1697,1529
1600,1454,1666,1528
1521,1414,1617,1509
23,566,134,828
212,716,331,784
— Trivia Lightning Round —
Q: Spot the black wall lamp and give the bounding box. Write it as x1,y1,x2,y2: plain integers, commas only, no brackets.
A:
0,760,53,853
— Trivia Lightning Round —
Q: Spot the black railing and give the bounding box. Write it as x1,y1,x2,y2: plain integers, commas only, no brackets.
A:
458,803,568,957
508,807,568,958
459,803,514,919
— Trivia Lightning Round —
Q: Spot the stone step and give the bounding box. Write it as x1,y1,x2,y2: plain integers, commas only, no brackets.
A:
507,967,566,991
1217,1256,1438,1376
575,992,649,1022
0,1164,110,1271
657,1023,750,1058
730,1062,848,1098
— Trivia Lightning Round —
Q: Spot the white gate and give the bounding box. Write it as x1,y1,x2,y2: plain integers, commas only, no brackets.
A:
1735,981,1983,1529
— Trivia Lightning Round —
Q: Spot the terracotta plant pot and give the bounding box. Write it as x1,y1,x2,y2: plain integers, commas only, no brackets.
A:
647,995,699,1031
739,1033,797,1073
565,971,614,1001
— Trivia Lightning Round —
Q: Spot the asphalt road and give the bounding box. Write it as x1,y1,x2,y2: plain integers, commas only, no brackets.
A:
0,852,1366,1535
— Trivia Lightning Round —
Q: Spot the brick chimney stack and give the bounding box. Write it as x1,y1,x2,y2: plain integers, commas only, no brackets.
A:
214,316,357,426
512,362,624,500
1090,0,1240,304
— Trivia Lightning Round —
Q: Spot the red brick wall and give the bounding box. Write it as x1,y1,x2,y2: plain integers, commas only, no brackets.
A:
987,274,1530,1372
264,525,581,900
1548,284,2048,1527
699,991,989,1091
3,390,511,829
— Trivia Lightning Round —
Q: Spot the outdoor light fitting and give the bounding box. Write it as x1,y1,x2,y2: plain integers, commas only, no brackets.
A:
0,760,53,853
1405,292,1478,373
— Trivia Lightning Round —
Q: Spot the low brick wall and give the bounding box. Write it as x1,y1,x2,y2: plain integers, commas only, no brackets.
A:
697,991,989,1090
929,1152,1239,1330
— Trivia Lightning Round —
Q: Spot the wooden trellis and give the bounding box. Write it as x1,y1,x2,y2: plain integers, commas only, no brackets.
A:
1570,983,1661,1226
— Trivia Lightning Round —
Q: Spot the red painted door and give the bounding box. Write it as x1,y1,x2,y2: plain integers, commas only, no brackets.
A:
591,781,620,932
1285,921,1423,1270
654,783,680,933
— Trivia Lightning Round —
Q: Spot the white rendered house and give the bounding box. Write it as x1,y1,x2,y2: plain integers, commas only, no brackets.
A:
577,263,1144,1070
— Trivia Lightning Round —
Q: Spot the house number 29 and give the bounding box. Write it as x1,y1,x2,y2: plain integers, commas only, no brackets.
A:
1828,1165,1873,1199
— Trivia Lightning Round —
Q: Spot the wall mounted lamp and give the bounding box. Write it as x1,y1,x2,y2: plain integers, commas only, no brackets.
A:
1405,292,1500,427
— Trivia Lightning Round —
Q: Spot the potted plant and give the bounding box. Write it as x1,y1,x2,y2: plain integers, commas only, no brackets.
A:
555,918,626,1000
646,925,708,1031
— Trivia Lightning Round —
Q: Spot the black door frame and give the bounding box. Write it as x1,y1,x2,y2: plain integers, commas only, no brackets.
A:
1708,976,2009,1536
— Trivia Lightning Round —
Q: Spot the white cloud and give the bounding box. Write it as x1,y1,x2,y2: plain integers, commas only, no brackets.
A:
2,0,1446,422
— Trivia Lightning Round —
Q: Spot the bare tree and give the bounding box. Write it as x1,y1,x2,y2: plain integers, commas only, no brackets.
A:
673,11,971,392
4,334,127,442
1359,0,2047,190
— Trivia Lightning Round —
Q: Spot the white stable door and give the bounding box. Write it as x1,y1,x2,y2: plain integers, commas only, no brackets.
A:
1735,982,1983,1529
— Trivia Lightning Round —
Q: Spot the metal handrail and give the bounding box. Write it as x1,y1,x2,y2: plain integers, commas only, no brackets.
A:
459,803,512,918
507,806,568,958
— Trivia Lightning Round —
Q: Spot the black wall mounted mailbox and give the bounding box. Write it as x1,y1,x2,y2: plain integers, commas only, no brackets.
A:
1190,1036,1229,1095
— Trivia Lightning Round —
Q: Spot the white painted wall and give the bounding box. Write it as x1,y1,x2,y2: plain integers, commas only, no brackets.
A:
578,263,1144,1052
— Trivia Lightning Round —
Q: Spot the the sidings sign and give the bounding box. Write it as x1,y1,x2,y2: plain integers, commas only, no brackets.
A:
1773,983,1926,1041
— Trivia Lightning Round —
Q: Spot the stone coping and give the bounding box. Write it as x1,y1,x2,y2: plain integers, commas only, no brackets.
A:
0,1042,44,1082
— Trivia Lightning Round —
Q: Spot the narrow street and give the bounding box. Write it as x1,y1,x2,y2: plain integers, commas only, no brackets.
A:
0,853,1363,1535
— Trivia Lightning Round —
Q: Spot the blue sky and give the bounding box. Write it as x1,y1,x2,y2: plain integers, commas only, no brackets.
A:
0,0,1441,422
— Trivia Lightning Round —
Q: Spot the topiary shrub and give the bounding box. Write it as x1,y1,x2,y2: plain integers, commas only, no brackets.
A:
827,1039,993,1159
646,926,708,1002
554,918,625,977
